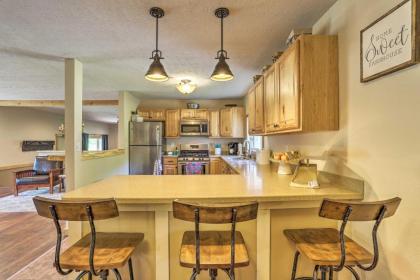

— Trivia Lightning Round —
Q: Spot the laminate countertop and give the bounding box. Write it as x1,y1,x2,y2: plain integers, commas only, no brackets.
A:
63,157,364,204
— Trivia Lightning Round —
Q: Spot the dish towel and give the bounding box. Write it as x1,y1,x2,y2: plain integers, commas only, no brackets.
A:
185,162,203,175
153,158,162,175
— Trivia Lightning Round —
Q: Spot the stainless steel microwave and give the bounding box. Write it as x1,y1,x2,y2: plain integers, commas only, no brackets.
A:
180,120,209,136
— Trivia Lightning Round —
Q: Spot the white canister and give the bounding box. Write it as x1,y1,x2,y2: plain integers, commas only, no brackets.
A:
214,147,222,156
256,149,270,165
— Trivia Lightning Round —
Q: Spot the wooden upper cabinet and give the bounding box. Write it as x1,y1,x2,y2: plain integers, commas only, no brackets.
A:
247,87,256,135
209,110,220,138
264,64,281,133
165,109,180,138
247,77,264,135
251,35,338,135
278,40,300,130
254,79,265,133
220,107,245,138
180,109,209,120
138,109,166,121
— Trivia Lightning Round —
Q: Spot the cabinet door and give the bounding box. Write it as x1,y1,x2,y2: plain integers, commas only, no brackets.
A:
264,64,281,132
137,110,150,119
247,87,256,135
163,165,177,175
165,109,180,138
150,109,166,120
279,41,300,130
209,110,220,137
180,109,195,119
195,109,209,120
254,79,265,133
210,158,221,174
220,108,233,137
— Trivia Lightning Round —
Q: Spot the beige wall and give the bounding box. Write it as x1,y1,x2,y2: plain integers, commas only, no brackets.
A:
0,107,117,166
265,0,420,278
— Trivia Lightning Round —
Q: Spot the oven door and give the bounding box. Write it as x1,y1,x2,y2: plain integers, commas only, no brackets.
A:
178,162,210,175
180,121,202,136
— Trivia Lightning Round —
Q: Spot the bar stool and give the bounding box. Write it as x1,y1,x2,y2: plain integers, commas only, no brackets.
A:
173,200,258,280
284,197,401,280
33,196,144,280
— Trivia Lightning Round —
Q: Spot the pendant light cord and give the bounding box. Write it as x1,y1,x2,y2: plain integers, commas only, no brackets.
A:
155,16,159,52
220,15,224,52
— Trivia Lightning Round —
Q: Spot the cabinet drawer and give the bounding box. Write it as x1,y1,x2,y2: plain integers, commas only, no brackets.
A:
163,157,178,165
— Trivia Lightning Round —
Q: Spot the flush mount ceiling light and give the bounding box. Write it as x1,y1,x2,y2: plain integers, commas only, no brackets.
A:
176,79,197,95
145,7,169,82
210,7,234,82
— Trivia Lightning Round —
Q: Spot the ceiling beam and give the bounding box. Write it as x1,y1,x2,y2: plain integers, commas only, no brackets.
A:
0,100,118,107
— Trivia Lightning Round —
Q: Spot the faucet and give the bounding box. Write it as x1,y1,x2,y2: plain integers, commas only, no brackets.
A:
243,140,251,159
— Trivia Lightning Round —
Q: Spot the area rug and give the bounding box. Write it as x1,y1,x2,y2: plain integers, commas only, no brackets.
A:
0,187,62,212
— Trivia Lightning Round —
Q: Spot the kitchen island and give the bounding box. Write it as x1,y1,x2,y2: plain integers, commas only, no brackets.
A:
64,157,363,280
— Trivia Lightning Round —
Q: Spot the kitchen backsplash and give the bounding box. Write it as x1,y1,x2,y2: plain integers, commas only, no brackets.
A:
166,137,244,155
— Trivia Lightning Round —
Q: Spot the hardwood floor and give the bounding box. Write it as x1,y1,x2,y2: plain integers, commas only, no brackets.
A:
0,212,57,279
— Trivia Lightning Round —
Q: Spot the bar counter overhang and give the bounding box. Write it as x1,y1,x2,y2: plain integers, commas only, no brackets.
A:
64,157,364,280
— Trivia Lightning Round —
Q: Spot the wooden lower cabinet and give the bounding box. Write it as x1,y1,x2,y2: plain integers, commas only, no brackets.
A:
163,156,178,175
210,158,221,174
210,157,237,175
163,165,177,175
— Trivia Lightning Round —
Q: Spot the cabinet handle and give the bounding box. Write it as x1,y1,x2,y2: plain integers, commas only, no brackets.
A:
282,105,285,115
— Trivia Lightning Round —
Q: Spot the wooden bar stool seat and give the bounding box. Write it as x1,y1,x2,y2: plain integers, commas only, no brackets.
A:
33,196,144,280
180,231,249,269
173,200,258,280
284,197,401,280
60,232,144,271
284,228,373,266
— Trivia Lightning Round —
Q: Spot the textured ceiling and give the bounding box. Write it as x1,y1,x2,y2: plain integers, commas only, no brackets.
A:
0,0,336,100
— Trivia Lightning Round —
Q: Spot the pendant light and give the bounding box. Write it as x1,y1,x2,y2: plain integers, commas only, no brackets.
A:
145,7,169,82
176,79,197,95
210,7,234,81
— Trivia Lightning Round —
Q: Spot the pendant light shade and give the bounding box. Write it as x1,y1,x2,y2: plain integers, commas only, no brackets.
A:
145,52,168,82
145,7,169,82
211,8,234,81
211,52,234,81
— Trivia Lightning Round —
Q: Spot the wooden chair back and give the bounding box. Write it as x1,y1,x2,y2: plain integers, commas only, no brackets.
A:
173,200,258,224
319,197,401,221
33,196,119,221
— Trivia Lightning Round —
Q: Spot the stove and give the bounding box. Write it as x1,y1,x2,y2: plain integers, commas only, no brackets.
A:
178,144,210,162
177,144,210,174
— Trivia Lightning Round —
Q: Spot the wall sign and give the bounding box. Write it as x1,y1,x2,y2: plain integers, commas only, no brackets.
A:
22,141,55,152
360,0,420,82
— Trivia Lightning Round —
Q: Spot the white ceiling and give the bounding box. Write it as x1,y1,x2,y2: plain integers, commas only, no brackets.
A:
0,0,336,100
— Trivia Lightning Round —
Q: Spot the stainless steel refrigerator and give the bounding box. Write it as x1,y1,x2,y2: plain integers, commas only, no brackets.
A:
129,121,165,175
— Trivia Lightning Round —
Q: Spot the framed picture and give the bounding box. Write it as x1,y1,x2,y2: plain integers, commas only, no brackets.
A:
360,0,420,82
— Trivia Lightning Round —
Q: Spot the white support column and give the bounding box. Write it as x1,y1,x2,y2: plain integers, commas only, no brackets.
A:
64,58,83,192
155,210,170,280
64,58,83,245
257,209,271,280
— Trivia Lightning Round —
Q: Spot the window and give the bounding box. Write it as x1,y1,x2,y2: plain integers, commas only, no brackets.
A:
88,135,103,151
248,134,263,150
246,116,263,150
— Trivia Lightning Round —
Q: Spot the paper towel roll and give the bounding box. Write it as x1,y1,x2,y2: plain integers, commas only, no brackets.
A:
256,149,270,165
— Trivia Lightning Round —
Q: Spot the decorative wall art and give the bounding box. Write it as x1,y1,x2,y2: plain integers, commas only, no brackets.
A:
21,141,55,151
360,0,420,82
